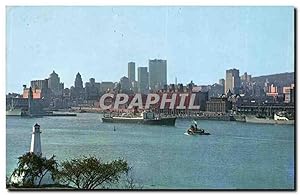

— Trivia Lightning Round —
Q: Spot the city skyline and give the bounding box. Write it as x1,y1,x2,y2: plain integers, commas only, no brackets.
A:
6,6,294,93
6,67,294,94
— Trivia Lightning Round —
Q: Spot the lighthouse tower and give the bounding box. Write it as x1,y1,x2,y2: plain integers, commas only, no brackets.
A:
30,123,42,157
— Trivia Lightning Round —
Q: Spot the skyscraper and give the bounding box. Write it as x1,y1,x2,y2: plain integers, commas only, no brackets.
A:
48,71,63,96
137,67,149,94
148,59,167,91
71,72,84,99
128,62,135,83
225,68,240,94
74,72,83,89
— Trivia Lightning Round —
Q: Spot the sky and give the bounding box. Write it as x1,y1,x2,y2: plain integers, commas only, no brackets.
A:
6,6,294,93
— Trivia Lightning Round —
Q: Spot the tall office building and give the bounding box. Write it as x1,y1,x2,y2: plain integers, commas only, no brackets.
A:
74,72,83,89
31,79,49,90
48,71,63,96
85,78,100,100
29,79,51,99
148,59,167,91
225,68,240,94
71,72,84,99
138,67,149,94
119,76,131,93
128,62,135,83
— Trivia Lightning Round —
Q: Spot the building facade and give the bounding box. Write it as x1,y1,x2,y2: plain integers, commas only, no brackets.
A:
74,72,83,89
31,79,49,90
48,71,64,96
206,97,232,113
85,78,101,100
149,59,167,91
128,62,135,83
225,68,240,94
119,76,131,93
137,67,149,94
100,82,115,93
283,84,295,103
241,72,252,83
30,79,51,99
72,72,84,99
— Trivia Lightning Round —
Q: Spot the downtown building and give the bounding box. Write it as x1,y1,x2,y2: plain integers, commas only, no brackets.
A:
148,59,167,91
70,72,84,99
119,76,131,93
29,79,51,100
225,68,240,94
137,67,149,94
128,62,135,84
48,71,64,96
23,71,64,102
85,78,101,100
99,82,115,94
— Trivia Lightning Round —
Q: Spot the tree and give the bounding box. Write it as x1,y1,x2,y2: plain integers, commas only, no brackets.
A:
57,156,129,189
10,152,58,187
121,167,143,189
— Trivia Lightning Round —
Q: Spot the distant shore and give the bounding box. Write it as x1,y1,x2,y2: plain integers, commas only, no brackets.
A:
59,107,237,121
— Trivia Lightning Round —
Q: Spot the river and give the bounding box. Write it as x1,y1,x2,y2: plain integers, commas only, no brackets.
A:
6,113,294,189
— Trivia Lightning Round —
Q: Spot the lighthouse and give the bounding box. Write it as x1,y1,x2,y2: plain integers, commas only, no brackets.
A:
30,123,42,156
11,123,54,186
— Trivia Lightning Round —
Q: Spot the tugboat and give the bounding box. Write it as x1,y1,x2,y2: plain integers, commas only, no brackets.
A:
102,110,177,126
185,120,210,135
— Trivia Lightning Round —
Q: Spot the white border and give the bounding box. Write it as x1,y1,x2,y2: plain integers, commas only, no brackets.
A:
1,1,298,195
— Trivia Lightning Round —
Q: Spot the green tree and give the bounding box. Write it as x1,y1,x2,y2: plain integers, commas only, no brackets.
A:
57,156,129,189
10,152,58,187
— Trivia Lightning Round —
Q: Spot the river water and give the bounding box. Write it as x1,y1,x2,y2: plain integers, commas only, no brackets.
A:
6,113,294,189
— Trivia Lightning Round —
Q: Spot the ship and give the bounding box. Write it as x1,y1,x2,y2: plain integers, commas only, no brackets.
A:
245,111,294,125
102,111,177,126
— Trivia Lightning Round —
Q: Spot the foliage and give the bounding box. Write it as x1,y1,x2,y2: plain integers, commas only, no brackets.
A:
9,153,140,189
10,152,58,187
57,156,129,189
121,167,143,189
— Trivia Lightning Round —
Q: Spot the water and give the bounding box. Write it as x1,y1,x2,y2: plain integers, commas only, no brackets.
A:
6,113,294,189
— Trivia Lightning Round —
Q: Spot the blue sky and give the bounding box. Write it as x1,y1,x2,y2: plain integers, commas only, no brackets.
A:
6,6,294,93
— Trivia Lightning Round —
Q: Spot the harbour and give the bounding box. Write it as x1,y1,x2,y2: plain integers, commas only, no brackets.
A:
6,6,295,190
6,113,294,189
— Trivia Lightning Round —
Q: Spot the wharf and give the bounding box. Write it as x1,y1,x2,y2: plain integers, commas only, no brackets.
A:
21,112,77,117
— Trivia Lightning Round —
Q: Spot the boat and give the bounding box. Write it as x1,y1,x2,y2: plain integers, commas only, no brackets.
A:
194,129,211,135
274,111,294,125
245,112,294,125
101,111,176,126
185,120,210,135
185,128,210,136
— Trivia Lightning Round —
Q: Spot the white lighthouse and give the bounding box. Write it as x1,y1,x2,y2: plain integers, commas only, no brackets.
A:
11,123,54,186
30,123,42,156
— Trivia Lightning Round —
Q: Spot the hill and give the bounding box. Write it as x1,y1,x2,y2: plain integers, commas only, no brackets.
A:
252,72,294,87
